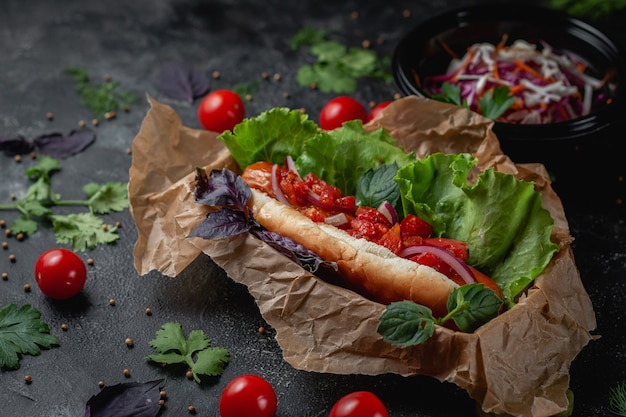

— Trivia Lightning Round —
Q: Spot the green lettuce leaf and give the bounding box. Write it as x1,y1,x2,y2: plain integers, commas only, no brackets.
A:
395,153,558,306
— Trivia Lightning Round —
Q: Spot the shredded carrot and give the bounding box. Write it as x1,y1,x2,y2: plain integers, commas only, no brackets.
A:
496,33,509,51
450,49,475,82
559,106,570,120
493,60,500,80
513,59,545,80
437,36,459,60
508,84,525,95
412,68,422,88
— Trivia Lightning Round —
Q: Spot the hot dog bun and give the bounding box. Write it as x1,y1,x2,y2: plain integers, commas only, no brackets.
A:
248,188,458,316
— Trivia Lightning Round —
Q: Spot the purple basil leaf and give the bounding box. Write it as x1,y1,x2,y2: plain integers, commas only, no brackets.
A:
156,61,210,103
84,379,164,417
0,135,34,156
190,208,251,239
33,128,96,159
250,225,338,274
194,168,251,212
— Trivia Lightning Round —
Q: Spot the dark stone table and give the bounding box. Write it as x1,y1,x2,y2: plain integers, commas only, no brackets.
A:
1,1,624,416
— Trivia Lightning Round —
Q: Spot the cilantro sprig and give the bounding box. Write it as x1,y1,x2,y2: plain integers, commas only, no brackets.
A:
291,26,392,93
146,322,230,384
0,155,128,251
377,283,503,346
0,304,60,370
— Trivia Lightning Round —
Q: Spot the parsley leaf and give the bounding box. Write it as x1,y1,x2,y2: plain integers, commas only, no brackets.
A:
292,27,392,93
0,155,129,251
377,283,503,346
429,82,468,108
51,213,120,251
479,86,516,120
146,322,230,384
0,304,60,370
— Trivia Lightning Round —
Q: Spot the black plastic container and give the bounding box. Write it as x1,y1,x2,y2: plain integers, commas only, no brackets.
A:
392,5,626,210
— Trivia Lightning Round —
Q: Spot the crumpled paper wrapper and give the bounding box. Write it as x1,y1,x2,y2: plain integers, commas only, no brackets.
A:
128,95,597,417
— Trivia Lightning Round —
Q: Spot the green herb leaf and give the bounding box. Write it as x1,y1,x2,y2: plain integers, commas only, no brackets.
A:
479,86,516,120
355,162,401,210
291,28,392,93
83,182,129,214
378,285,502,346
147,322,230,384
64,67,138,119
446,283,502,332
0,304,60,370
377,300,436,346
0,156,128,250
51,213,119,251
610,381,626,417
548,0,626,19
429,82,467,107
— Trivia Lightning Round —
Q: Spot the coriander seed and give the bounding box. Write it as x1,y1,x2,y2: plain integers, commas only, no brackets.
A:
158,399,165,407
145,307,152,316
185,370,193,379
2,272,8,281
123,368,131,377
9,254,16,262
2,241,8,249
108,298,116,306
23,284,31,292
46,112,54,120
61,323,68,331
87,258,94,266
188,405,197,414
98,380,105,388
24,375,32,384
212,70,221,79
125,338,134,347
14,155,21,163
160,390,167,399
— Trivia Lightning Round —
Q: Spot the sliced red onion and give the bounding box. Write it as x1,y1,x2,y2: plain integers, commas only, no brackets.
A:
271,163,292,207
284,155,300,178
377,201,398,225
399,244,476,284
324,212,349,227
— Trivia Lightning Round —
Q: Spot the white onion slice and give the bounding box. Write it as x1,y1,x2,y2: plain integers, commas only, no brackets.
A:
271,163,292,207
377,201,398,225
399,244,476,284
324,212,349,227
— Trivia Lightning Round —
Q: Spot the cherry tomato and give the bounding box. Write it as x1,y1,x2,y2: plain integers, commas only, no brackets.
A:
366,100,392,122
197,89,245,133
329,391,389,417
319,96,367,130
34,248,87,300
219,374,277,417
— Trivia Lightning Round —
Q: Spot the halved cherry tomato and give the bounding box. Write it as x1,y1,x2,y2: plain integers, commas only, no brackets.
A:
34,248,87,300
329,391,389,417
319,96,367,130
197,89,245,133
366,100,392,122
219,374,277,417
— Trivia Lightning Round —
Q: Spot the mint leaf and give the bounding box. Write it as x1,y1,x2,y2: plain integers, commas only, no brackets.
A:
0,304,60,370
446,284,503,332
147,322,230,384
377,300,436,346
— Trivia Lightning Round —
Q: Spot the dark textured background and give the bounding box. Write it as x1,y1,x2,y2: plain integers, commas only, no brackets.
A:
1,1,625,416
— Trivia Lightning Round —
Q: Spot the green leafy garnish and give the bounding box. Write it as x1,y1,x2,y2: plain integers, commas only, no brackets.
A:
0,304,60,370
377,283,502,346
355,162,401,210
0,155,128,251
291,27,392,93
548,0,626,19
146,322,230,384
610,381,626,416
479,86,516,120
430,82,514,120
64,67,139,119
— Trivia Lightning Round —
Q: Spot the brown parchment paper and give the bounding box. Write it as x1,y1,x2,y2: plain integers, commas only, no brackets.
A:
128,95,597,417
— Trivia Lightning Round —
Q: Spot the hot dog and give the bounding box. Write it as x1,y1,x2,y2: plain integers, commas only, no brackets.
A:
191,107,558,331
